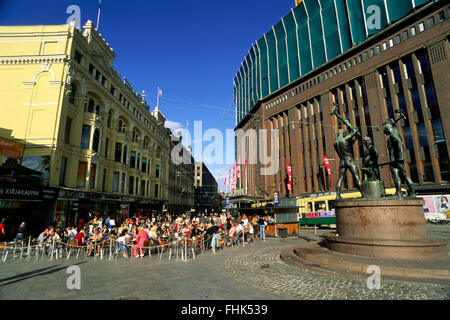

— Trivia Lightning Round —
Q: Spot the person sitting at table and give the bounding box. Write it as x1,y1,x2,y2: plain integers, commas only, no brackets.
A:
133,226,149,258
182,223,191,238
74,230,85,247
88,227,103,256
117,230,129,258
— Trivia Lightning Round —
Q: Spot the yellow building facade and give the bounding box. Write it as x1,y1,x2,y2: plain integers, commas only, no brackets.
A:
0,21,170,227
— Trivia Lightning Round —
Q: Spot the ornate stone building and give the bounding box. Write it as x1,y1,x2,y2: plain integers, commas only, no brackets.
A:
0,21,170,227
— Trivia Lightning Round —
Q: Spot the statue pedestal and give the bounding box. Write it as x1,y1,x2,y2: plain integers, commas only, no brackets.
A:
324,199,447,259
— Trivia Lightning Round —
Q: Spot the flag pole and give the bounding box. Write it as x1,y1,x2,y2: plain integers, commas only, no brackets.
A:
96,0,102,30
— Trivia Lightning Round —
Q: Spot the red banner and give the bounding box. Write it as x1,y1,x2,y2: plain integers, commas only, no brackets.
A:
286,163,292,192
224,167,227,186
323,156,333,186
237,157,240,180
244,156,247,177
231,163,236,191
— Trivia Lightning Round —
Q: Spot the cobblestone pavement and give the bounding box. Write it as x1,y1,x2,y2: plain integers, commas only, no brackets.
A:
0,225,448,300
223,243,449,300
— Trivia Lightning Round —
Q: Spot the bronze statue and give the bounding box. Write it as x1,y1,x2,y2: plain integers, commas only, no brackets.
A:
382,120,416,197
362,137,380,181
330,106,366,199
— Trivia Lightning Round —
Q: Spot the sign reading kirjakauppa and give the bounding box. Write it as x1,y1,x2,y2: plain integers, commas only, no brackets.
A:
0,183,58,200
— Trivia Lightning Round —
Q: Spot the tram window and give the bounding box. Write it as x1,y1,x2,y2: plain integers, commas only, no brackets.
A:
315,201,326,211
307,202,312,212
329,200,336,211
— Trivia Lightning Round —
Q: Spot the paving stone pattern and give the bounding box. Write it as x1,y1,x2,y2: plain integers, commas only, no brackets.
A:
0,226,448,300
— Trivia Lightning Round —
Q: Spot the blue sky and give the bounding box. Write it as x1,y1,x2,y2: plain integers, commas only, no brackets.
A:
0,0,294,191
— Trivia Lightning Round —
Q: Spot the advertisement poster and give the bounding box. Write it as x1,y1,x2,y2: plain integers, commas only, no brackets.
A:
418,194,450,220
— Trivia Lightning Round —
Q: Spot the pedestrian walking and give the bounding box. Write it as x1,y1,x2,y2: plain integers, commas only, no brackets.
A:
258,216,267,241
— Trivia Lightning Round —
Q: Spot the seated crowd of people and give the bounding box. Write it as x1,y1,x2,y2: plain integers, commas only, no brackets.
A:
32,212,268,258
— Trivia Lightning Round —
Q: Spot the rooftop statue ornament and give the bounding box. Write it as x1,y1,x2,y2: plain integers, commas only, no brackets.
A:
382,110,416,198
330,104,366,200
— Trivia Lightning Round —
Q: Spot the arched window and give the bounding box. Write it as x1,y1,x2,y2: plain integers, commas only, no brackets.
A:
107,111,112,128
95,105,100,115
88,98,94,113
118,120,122,133
92,129,100,152
69,84,77,104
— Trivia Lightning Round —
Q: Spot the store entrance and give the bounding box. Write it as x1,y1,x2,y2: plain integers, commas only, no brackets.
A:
0,200,53,241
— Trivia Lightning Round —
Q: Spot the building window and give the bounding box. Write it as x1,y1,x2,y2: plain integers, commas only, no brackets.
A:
136,177,139,195
92,129,100,152
403,31,409,41
115,142,122,162
427,16,435,28
395,35,401,44
379,66,394,119
77,161,87,188
80,124,91,149
142,158,147,173
438,11,445,22
130,151,136,168
128,176,134,195
64,117,72,144
141,181,145,196
59,157,67,187
113,172,119,192
417,49,449,181
154,184,159,198
104,138,109,158
418,22,425,32
137,153,140,170
86,99,94,113
411,26,416,36
121,173,125,193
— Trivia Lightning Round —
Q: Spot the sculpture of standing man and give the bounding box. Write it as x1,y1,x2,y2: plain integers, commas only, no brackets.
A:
330,105,366,200
382,120,416,197
362,137,380,181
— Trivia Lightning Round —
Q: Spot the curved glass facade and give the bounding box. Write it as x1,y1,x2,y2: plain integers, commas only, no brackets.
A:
234,0,435,125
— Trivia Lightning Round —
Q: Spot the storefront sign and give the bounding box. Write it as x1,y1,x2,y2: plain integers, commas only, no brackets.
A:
0,137,24,160
0,183,58,201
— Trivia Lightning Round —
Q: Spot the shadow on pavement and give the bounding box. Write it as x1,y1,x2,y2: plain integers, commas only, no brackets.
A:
0,261,86,287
